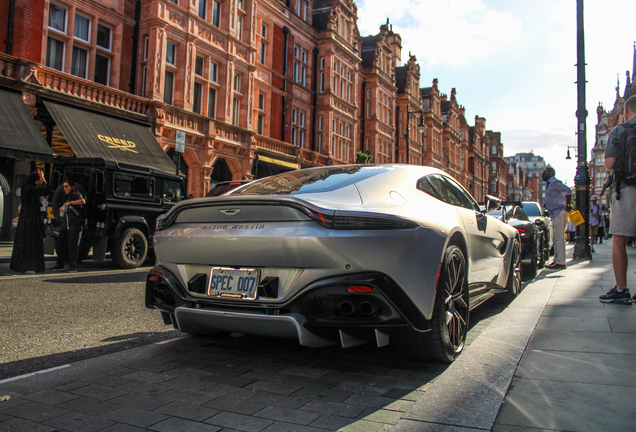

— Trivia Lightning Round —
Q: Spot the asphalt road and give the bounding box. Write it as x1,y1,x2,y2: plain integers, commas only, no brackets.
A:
0,265,180,380
0,260,511,384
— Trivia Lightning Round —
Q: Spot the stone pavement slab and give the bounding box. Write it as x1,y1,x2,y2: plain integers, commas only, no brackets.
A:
515,350,636,386
494,378,636,431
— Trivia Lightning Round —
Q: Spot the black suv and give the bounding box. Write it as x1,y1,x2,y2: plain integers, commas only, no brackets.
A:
48,157,187,268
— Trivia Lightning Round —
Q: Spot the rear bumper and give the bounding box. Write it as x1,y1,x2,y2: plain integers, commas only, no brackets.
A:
146,265,428,347
174,308,335,347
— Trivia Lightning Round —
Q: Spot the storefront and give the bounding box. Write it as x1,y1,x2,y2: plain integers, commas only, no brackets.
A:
0,88,54,240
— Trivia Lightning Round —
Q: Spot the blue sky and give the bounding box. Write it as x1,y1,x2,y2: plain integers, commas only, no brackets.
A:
356,0,635,186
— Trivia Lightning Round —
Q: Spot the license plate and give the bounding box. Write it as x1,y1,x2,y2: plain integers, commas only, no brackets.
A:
208,268,260,300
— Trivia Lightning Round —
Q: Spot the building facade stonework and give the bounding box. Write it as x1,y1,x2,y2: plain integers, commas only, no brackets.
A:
1,0,505,201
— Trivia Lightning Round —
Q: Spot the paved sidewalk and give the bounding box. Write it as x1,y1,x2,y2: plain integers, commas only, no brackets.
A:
0,241,634,431
490,240,636,431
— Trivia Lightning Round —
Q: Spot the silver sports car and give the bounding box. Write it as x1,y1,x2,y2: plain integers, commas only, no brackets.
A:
146,165,521,362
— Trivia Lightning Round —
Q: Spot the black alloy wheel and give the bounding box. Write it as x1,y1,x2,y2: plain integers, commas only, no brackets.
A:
542,233,550,264
537,234,546,269
404,245,469,363
112,227,148,269
504,238,522,300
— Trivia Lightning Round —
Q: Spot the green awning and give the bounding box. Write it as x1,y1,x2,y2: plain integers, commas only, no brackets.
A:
0,88,54,162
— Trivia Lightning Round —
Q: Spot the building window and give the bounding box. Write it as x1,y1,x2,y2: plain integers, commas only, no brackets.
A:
210,61,218,82
74,14,90,42
318,134,323,153
291,108,297,145
232,97,240,126
164,70,174,104
141,66,147,97
320,73,325,92
95,54,109,85
195,56,204,76
208,88,216,119
46,37,65,71
212,1,220,26
48,3,67,32
234,73,241,92
198,0,206,19
318,116,323,131
193,82,203,114
257,93,265,135
143,37,149,60
236,15,243,40
260,41,267,64
71,46,88,78
166,41,176,65
96,24,111,50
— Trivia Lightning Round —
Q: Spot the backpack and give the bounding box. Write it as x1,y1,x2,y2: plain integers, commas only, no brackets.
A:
613,122,636,200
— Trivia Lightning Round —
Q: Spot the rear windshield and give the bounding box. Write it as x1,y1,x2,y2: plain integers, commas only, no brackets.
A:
522,202,542,216
230,166,385,196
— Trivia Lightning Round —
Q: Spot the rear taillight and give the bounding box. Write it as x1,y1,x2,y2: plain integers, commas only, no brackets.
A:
347,285,374,293
308,209,416,230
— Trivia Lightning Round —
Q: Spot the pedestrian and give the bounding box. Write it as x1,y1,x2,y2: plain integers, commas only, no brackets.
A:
542,166,572,270
589,195,601,251
567,218,576,243
600,95,636,304
10,170,51,274
51,180,86,273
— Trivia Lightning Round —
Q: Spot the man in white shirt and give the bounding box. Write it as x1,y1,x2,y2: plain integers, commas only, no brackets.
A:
542,166,572,270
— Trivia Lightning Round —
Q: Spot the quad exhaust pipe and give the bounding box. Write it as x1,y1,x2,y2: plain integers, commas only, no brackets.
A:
338,300,376,316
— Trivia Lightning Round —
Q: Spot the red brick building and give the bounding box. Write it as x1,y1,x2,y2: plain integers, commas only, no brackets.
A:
0,0,502,238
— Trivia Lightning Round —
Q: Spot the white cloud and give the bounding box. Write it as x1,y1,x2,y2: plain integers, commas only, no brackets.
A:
357,0,522,67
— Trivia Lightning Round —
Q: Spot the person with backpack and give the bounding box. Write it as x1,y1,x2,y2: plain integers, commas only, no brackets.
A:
599,95,636,304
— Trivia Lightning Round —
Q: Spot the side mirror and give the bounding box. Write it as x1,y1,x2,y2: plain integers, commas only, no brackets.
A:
484,195,501,212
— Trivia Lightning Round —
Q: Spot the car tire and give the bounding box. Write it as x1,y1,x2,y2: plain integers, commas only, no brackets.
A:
537,235,548,268
521,237,538,278
404,245,469,363
504,239,522,300
542,233,550,265
112,227,148,269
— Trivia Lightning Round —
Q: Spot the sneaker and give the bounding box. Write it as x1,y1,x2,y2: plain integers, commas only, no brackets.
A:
599,287,632,304
590,246,595,253
50,265,65,271
67,267,78,273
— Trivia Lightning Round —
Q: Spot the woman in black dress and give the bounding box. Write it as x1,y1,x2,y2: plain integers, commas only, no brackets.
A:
10,170,50,273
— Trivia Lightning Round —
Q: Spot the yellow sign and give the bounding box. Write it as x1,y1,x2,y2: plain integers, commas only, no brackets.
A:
98,135,138,153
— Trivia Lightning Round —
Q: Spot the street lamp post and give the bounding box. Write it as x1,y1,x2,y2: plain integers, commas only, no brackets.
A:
404,106,427,164
573,0,592,260
565,145,577,160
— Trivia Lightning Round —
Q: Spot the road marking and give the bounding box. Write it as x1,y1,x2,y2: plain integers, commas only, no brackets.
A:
0,364,71,385
155,336,188,345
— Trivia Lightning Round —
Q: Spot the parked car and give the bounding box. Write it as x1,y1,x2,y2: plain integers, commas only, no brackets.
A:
487,201,548,278
205,179,252,197
146,165,521,363
522,201,554,259
48,157,187,268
